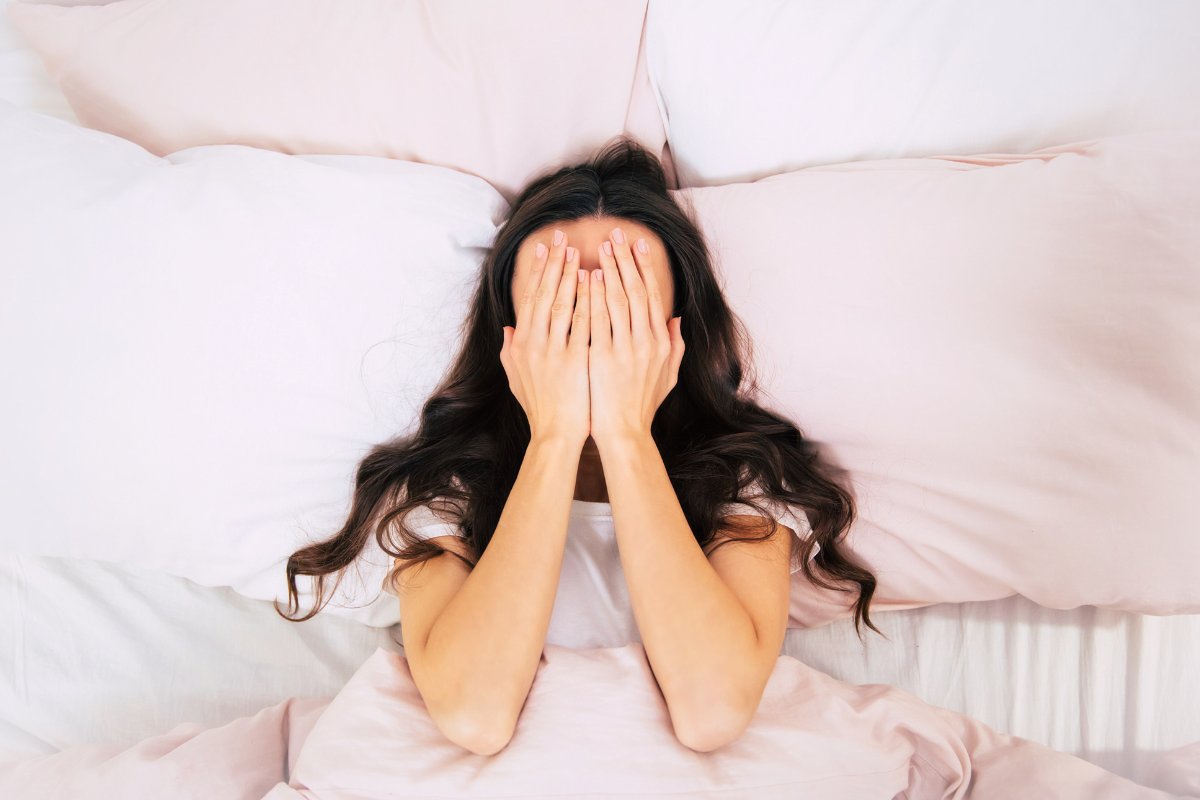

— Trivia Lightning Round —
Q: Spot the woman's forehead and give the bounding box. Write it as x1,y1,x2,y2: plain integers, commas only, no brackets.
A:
513,218,673,296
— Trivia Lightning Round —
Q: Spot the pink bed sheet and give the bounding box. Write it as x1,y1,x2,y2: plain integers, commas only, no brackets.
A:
1,646,1195,799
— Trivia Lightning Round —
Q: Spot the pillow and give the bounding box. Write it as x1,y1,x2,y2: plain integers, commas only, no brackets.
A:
285,645,1172,798
645,0,1200,186
5,0,670,201
680,129,1200,625
0,0,79,122
0,99,506,626
4,98,1197,629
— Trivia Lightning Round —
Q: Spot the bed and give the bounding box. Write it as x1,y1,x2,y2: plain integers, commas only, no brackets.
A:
2,1,1198,797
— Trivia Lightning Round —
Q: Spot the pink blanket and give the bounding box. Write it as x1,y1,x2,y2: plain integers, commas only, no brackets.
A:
2,645,1195,799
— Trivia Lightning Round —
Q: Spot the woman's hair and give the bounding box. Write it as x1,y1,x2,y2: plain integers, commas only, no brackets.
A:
276,136,881,637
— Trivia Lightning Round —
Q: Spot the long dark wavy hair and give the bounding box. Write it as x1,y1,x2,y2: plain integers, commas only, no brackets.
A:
276,136,880,637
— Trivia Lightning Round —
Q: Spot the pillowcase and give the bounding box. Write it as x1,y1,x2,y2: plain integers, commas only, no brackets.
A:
681,129,1200,625
0,99,506,626
5,0,670,201
645,0,1200,186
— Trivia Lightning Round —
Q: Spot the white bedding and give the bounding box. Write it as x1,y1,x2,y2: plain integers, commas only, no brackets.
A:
2,554,1196,787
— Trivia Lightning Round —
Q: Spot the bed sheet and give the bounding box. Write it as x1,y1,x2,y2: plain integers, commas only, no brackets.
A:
0,554,395,764
2,554,1196,788
782,593,1200,785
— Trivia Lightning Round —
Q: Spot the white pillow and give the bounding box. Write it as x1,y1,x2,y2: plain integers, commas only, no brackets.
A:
0,100,504,625
646,0,1200,186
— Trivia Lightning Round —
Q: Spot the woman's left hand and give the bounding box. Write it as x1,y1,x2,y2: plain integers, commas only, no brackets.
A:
588,226,685,445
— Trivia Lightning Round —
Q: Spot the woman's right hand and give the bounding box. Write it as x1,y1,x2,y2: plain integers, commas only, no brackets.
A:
500,230,591,447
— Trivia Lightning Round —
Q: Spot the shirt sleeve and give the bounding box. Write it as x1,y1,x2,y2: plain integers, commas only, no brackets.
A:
718,479,820,575
398,498,464,541
380,497,466,598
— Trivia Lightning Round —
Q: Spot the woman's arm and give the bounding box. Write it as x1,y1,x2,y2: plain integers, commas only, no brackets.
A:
596,433,793,753
396,435,582,755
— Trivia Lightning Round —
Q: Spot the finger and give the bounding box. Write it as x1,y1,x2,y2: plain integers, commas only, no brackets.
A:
514,240,548,344
569,268,590,354
529,229,569,345
632,237,669,344
608,227,651,346
590,267,611,350
598,240,628,350
548,246,579,348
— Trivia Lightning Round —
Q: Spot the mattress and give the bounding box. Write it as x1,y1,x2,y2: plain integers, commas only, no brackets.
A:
2,553,1196,787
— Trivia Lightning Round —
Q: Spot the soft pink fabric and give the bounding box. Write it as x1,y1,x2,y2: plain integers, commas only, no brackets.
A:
269,647,1200,799
1,646,1192,798
680,130,1200,626
5,0,670,201
0,695,329,800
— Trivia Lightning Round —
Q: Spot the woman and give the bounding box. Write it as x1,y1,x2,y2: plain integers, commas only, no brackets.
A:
277,137,879,756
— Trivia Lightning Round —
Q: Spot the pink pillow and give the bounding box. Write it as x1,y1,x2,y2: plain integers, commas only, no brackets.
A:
681,130,1200,625
5,0,670,201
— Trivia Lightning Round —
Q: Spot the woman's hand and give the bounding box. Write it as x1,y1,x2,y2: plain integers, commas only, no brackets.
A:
500,230,591,447
588,226,684,446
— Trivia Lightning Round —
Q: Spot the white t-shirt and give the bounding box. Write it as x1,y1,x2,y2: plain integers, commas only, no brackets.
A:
385,490,819,650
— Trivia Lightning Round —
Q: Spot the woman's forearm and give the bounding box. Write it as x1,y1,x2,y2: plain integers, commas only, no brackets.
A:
419,435,580,750
596,433,764,744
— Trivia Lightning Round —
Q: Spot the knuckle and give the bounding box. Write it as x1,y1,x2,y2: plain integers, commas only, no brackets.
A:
552,301,570,315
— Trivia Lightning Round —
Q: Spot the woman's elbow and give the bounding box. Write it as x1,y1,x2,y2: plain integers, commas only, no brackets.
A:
670,699,751,753
438,707,517,756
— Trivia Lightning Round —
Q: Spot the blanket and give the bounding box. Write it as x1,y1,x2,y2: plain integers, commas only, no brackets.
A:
2,645,1195,799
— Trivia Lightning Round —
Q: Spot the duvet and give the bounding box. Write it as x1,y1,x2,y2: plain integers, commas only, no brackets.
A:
1,645,1195,799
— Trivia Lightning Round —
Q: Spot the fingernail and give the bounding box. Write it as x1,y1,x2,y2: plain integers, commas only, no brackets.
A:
611,227,625,244
602,240,613,255
535,242,547,258
578,269,586,282
595,269,604,282
566,246,576,261
553,229,564,246
637,238,648,254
